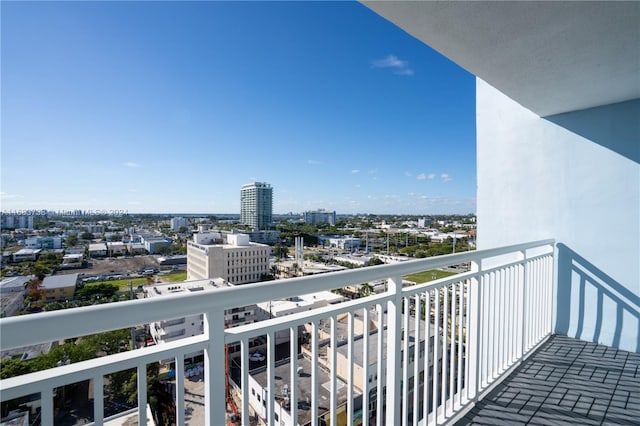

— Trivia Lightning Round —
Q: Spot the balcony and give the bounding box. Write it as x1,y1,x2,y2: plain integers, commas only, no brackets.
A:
5,238,626,426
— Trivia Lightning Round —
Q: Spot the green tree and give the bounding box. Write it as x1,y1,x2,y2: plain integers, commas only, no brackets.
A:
360,283,373,297
80,231,94,241
65,234,79,247
157,244,172,256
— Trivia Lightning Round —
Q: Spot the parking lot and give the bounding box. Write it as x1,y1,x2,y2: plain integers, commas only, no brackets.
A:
55,255,162,277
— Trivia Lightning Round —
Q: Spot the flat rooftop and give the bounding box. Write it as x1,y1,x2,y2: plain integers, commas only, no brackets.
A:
144,278,229,298
250,355,359,426
457,335,640,425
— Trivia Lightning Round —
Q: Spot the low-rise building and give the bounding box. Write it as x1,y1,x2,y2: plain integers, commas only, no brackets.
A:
1,292,25,317
88,243,108,257
24,236,62,250
41,274,78,301
127,243,147,255
106,242,127,255
247,356,358,426
334,254,373,267
61,254,84,269
143,237,172,254
0,276,33,295
319,236,361,251
12,249,41,262
145,279,259,360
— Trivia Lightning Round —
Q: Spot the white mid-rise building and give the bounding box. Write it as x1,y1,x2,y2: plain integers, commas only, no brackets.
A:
240,181,273,230
170,217,188,231
146,279,258,357
187,232,270,284
303,209,336,225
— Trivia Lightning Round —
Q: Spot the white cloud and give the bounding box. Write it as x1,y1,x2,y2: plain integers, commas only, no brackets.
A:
371,55,407,68
0,192,23,199
351,169,360,174
371,55,414,76
441,173,453,183
308,159,322,165
124,162,141,168
394,68,414,76
368,169,378,175
416,173,427,180
404,171,412,177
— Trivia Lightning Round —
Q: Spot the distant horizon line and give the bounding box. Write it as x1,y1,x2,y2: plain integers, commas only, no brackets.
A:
1,210,476,218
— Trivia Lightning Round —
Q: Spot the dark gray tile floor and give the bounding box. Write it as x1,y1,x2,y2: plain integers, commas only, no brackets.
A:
457,335,640,425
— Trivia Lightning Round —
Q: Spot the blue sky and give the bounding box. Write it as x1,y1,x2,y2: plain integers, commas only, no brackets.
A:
1,1,476,215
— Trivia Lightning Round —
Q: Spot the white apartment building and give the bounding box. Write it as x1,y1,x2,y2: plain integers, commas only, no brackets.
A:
146,279,259,346
187,232,270,284
170,216,188,231
1,215,34,230
303,209,336,225
240,181,273,230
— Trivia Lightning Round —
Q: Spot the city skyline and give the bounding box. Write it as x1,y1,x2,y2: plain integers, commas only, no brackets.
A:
1,1,476,215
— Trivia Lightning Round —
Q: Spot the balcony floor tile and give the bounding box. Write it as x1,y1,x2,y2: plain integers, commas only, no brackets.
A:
456,335,640,425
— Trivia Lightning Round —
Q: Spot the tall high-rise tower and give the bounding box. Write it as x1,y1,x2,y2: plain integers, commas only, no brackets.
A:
240,182,273,230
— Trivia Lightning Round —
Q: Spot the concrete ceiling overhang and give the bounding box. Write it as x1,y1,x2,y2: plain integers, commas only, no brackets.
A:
362,1,640,117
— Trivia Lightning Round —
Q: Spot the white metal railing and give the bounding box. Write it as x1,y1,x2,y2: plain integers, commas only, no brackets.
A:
0,239,554,425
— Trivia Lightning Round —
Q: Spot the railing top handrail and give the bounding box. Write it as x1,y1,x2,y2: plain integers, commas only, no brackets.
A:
0,239,554,351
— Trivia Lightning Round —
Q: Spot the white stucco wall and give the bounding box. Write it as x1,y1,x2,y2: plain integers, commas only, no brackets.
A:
476,78,639,352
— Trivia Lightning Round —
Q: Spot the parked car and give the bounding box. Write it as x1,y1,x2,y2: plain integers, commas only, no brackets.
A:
249,351,265,362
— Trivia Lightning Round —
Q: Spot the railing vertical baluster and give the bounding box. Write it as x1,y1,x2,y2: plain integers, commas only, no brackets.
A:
41,388,54,426
500,268,506,371
241,339,249,426
547,254,553,334
363,307,370,426
457,282,463,408
449,282,456,415
413,295,420,426
520,251,528,357
330,316,337,426
491,271,498,380
290,326,299,426
509,266,516,364
376,303,384,426
467,261,480,403
441,285,448,417
424,291,431,425
385,274,403,426
94,375,104,425
204,309,225,426
402,297,410,426
176,354,185,426
348,311,354,426
137,363,147,425
267,331,275,426
432,287,440,423
311,321,318,425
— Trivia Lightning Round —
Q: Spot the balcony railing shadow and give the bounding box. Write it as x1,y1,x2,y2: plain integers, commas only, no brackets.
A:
556,243,640,352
